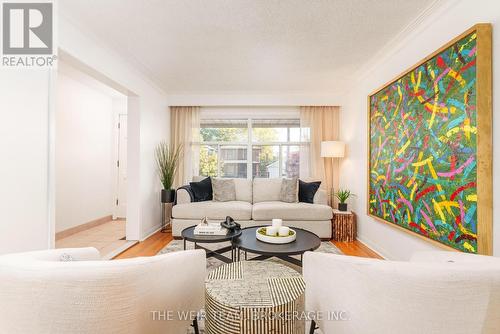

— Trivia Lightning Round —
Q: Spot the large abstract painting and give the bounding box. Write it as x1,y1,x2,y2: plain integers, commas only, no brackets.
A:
368,24,492,254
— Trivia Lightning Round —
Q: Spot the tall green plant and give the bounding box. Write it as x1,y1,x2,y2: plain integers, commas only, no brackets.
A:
155,142,183,190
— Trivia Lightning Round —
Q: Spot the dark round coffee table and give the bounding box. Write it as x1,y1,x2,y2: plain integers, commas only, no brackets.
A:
233,226,321,267
181,225,242,263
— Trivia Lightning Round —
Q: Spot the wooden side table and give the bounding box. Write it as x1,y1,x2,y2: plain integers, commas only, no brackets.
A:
332,209,356,242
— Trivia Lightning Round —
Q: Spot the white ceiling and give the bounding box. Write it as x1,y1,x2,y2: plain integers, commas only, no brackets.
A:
60,0,436,95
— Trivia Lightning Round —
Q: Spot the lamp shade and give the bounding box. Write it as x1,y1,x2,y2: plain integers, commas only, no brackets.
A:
320,141,345,158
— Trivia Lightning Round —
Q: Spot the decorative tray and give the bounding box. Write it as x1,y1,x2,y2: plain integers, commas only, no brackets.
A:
256,227,297,244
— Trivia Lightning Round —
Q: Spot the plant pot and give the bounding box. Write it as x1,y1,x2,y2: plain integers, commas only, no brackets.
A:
161,189,175,203
338,203,348,212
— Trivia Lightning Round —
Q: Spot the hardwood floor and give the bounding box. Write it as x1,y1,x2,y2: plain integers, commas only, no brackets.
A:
332,240,384,259
114,230,383,260
113,230,173,259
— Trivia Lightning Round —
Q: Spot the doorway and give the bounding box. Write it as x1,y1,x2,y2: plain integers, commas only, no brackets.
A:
53,58,136,259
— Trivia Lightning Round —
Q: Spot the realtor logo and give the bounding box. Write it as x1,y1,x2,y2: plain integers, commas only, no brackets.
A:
1,1,55,67
2,2,53,55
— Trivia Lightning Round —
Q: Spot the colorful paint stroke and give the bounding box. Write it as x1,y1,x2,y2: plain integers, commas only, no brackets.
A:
369,32,478,253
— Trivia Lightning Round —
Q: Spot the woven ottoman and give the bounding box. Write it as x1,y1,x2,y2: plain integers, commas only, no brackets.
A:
205,261,305,334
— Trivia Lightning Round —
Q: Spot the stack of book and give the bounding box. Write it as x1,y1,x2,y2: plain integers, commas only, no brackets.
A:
194,223,228,236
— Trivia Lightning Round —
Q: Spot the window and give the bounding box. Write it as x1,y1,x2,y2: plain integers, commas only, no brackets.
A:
195,119,306,179
200,120,248,143
220,146,248,178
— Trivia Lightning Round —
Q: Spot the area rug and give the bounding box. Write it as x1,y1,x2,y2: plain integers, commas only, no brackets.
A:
158,239,342,273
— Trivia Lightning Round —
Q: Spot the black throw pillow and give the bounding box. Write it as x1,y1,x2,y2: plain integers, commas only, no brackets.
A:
299,180,321,204
189,177,213,202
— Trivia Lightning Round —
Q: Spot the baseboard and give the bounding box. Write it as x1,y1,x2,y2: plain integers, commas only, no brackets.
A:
141,226,162,241
105,240,138,260
356,236,387,259
55,215,113,240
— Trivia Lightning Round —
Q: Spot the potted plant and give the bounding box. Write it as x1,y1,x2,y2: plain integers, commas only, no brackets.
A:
334,189,355,211
155,142,183,203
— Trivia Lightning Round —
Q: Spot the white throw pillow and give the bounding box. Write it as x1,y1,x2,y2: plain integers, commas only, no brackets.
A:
212,178,236,202
279,177,299,203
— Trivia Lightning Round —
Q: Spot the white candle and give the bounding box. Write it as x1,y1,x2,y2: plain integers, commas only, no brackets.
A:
272,219,283,228
266,226,278,236
278,226,290,237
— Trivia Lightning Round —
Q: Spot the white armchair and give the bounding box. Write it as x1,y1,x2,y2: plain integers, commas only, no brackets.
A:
0,247,206,334
303,251,500,334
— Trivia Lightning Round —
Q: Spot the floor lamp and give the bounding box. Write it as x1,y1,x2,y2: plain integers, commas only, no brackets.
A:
320,141,345,207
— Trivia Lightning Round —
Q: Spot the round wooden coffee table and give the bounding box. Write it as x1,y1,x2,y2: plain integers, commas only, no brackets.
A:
181,226,242,263
205,261,305,334
233,226,321,267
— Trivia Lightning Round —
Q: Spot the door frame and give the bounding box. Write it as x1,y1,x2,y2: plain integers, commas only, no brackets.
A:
112,112,127,219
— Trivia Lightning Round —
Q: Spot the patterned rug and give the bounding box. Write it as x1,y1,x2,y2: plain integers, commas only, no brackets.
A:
158,239,343,273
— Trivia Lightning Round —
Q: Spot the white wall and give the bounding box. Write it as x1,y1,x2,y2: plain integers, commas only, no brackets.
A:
0,69,50,254
58,15,170,240
55,72,114,233
341,0,500,259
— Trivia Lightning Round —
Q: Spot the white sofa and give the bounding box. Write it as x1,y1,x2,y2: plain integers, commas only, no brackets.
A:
0,247,206,334
172,178,333,239
303,251,500,334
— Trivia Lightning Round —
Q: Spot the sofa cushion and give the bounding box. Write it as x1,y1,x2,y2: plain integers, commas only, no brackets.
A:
252,201,333,221
193,177,252,202
313,188,328,205
173,201,252,220
253,178,283,203
233,178,252,202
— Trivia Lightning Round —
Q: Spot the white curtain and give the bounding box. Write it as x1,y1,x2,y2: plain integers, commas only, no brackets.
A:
300,106,340,205
170,106,200,187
